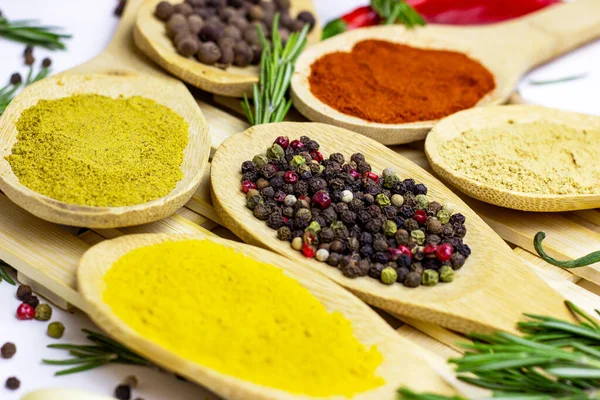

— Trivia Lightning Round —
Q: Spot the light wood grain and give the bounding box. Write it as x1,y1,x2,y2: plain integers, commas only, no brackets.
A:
78,233,465,399
210,122,574,334
0,0,210,228
291,0,600,145
134,0,321,97
425,105,600,212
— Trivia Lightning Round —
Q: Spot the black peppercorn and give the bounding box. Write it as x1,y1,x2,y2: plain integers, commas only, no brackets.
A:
398,205,414,219
372,252,390,264
115,384,131,400
321,207,337,224
363,194,374,205
426,234,442,245
282,183,294,193
426,217,443,235
261,186,275,199
456,243,471,257
403,179,416,193
373,239,388,253
403,192,417,208
270,175,284,190
267,212,284,229
277,226,292,241
391,182,408,195
422,258,441,270
347,237,360,252
329,153,344,164
282,207,294,218
22,293,39,309
313,215,328,228
351,153,365,164
396,254,411,269
342,256,367,278
348,198,364,212
253,204,270,220
451,253,467,270
308,177,327,192
341,210,357,226
357,210,371,226
294,181,309,196
319,227,334,243
413,183,428,195
305,140,319,152
10,73,22,85
1,342,16,359
450,213,466,226
5,377,20,390
329,239,346,254
404,272,421,288
16,284,32,300
260,163,278,179
410,262,424,275
441,224,454,238
359,244,374,259
365,183,381,196
327,252,342,267
329,178,345,191
426,201,442,216
396,267,409,283
383,206,397,219
454,225,467,238
292,230,304,238
333,225,349,239
368,263,386,279
241,160,256,173
357,161,371,174
404,218,419,232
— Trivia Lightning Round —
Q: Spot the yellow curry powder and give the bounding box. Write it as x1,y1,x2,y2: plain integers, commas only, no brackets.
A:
7,94,188,207
103,240,384,396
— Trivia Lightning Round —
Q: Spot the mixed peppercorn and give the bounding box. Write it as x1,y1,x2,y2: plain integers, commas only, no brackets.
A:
240,136,471,288
154,0,315,67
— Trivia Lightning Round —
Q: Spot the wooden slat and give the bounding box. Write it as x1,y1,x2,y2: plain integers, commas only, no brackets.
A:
396,325,461,359
197,99,248,153
511,246,580,283
185,165,223,225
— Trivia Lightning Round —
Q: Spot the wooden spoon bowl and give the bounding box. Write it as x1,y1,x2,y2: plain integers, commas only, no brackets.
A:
211,122,574,334
425,105,600,212
78,232,468,400
0,0,210,228
134,0,321,98
291,0,600,145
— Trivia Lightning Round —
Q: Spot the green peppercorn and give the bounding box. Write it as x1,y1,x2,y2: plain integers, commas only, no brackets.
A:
422,269,439,286
437,210,450,224
267,143,285,160
35,303,52,321
382,168,396,178
439,265,455,282
318,165,325,174
383,174,399,189
277,226,292,241
246,195,264,210
252,154,269,168
391,194,404,207
305,221,321,235
383,220,397,237
246,188,259,198
415,194,429,210
375,193,390,207
330,221,344,230
411,229,425,245
380,267,397,285
297,163,311,174
290,155,306,167
47,321,65,339
412,246,424,261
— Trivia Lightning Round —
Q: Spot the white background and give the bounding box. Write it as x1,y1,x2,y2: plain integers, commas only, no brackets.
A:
0,1,598,399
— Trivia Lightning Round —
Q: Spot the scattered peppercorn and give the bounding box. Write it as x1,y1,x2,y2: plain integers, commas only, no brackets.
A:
42,57,52,68
16,284,32,300
5,377,20,390
10,73,22,85
1,342,16,359
34,303,52,321
47,321,65,338
16,303,35,320
115,384,131,400
241,136,472,288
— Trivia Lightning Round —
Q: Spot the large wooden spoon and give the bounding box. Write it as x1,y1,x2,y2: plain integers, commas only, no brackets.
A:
0,0,210,228
425,105,600,212
211,122,574,334
134,0,321,97
78,232,475,400
291,0,600,145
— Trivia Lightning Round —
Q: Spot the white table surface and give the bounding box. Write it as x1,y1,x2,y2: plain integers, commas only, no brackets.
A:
0,1,598,399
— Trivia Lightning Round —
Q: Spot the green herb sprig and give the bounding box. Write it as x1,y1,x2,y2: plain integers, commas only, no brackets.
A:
0,260,15,285
534,231,600,269
241,14,309,125
43,329,149,375
529,73,588,86
398,301,600,399
371,0,426,27
0,64,50,116
0,16,71,49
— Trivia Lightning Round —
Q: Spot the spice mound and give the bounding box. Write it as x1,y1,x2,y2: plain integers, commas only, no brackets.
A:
240,136,471,288
103,239,384,396
7,94,188,207
308,39,495,124
440,122,600,195
155,0,315,67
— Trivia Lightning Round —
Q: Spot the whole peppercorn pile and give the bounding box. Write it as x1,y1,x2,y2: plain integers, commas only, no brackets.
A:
154,0,316,67
240,136,471,288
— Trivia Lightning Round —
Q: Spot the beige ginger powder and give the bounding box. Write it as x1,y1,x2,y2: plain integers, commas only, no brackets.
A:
440,122,600,195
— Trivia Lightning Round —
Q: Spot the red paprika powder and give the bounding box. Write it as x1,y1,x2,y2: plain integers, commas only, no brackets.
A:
308,39,495,124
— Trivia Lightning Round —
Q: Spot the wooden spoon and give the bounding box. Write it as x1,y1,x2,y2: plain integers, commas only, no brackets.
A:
78,232,476,400
134,0,321,98
425,105,600,212
291,0,600,145
0,0,210,229
211,122,574,335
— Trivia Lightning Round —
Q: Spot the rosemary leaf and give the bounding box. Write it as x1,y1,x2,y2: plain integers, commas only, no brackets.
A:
42,354,117,365
0,16,71,49
529,73,588,86
371,0,426,28
534,232,600,269
0,261,16,285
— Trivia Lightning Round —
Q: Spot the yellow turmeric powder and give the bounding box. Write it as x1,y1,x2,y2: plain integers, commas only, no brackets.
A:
103,239,384,396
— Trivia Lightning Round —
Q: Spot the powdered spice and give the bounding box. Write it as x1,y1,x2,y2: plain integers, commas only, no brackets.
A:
308,40,495,123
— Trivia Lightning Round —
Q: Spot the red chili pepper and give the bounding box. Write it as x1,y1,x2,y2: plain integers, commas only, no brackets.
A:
409,0,562,25
322,6,380,40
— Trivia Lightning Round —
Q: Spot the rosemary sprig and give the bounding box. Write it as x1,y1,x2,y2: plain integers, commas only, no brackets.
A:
0,64,50,116
43,329,149,375
398,301,600,399
0,15,71,49
241,14,309,125
371,0,426,28
529,73,588,86
0,260,16,285
534,231,600,269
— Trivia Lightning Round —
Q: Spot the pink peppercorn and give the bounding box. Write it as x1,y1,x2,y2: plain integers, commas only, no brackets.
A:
436,243,454,262
414,210,427,224
312,191,331,209
349,169,360,180
310,151,323,162
16,303,35,320
274,191,286,202
423,244,438,256
397,245,412,259
363,171,379,183
302,243,316,258
241,180,257,193
290,140,304,150
284,171,298,184
388,247,402,261
274,136,290,149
